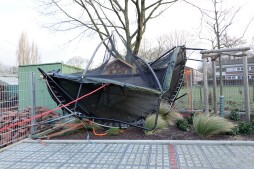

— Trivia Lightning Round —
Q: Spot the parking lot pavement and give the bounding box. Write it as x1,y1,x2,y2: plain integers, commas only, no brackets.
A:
0,139,254,169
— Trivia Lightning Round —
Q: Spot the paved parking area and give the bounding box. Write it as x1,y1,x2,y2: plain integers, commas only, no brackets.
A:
0,140,254,169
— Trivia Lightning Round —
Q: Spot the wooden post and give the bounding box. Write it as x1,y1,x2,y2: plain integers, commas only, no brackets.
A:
199,85,202,101
203,58,209,114
212,60,217,114
253,85,254,102
242,53,250,122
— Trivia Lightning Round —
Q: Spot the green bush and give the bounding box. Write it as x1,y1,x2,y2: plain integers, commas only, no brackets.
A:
238,122,254,135
251,114,254,125
176,119,190,131
107,128,122,136
85,123,103,131
186,114,194,125
193,114,235,138
144,114,168,135
228,111,240,122
227,126,240,136
165,112,183,126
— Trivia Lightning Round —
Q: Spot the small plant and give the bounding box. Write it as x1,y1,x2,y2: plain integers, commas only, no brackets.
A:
144,114,168,135
185,114,194,125
85,123,103,131
176,119,190,131
251,114,254,125
107,128,122,136
227,126,239,136
238,122,254,135
193,114,235,138
228,110,240,122
165,112,183,126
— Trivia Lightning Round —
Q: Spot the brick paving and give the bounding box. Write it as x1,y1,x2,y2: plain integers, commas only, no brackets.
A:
0,140,254,169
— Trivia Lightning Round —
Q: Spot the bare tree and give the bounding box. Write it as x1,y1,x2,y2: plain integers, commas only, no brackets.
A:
16,32,30,65
66,56,88,68
183,0,247,48
138,30,196,61
0,62,18,74
138,39,162,62
6,66,18,74
0,62,7,74
30,41,41,64
248,37,254,58
184,0,251,96
16,32,41,65
220,34,246,49
40,0,178,61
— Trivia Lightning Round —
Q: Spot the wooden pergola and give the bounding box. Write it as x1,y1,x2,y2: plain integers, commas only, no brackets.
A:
200,47,251,122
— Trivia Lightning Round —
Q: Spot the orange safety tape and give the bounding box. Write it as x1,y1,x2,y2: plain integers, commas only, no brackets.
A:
92,128,108,136
0,84,109,132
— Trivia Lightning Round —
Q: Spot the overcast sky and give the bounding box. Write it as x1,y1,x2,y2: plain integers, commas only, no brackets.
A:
0,0,253,67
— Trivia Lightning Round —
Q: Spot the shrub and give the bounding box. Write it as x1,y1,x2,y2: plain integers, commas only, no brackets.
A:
251,114,254,125
238,122,254,135
227,126,240,136
107,128,122,136
165,112,183,126
186,114,194,125
228,111,240,122
144,114,168,135
176,119,190,131
85,123,103,131
193,114,235,138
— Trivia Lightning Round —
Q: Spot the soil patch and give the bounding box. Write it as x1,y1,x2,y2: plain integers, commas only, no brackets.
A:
50,125,254,141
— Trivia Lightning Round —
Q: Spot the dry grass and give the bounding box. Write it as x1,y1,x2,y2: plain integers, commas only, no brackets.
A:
158,102,169,116
144,114,168,135
165,112,183,126
193,114,235,138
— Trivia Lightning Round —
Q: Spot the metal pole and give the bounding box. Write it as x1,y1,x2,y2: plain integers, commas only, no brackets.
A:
30,72,36,135
242,53,250,122
203,58,209,114
190,70,193,112
199,85,202,101
218,54,224,117
212,60,217,114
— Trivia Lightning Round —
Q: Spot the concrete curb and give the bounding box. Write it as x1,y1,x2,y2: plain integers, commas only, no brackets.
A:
24,138,254,146
0,139,25,152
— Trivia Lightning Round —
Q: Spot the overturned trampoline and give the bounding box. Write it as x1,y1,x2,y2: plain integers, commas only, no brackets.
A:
38,39,187,130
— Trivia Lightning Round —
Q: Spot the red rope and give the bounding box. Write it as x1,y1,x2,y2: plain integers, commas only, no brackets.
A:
0,84,109,132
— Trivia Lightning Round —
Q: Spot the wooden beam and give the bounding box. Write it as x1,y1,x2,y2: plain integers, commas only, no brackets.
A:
202,58,209,115
243,52,250,122
200,47,250,54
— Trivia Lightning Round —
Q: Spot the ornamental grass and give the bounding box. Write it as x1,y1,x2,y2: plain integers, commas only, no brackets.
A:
193,114,235,138
165,111,183,126
144,114,168,135
158,102,169,116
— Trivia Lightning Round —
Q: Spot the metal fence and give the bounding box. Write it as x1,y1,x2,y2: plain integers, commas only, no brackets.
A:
1,59,253,147
175,60,254,117
0,72,61,148
175,81,254,113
